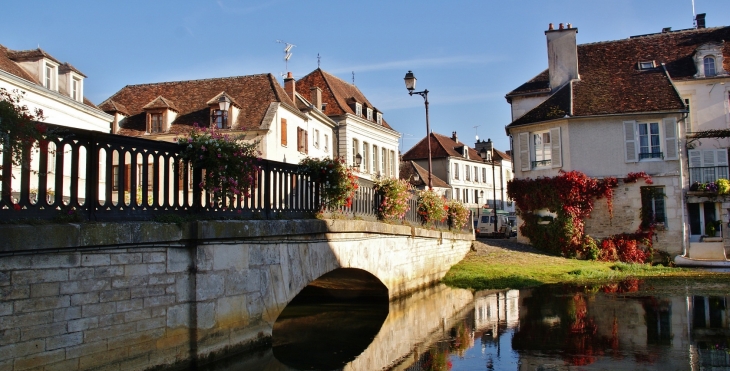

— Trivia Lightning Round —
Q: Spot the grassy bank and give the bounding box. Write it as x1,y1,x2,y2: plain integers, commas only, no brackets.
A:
441,239,730,291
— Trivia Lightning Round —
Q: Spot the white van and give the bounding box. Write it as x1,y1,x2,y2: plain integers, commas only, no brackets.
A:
476,213,511,238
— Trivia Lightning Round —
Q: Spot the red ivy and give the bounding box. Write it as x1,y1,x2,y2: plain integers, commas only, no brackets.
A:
624,172,653,185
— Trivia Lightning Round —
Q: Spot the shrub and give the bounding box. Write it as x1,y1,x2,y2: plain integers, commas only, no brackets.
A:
446,200,470,230
374,178,412,221
417,189,447,226
177,124,260,204
0,88,46,173
299,157,358,210
717,179,730,195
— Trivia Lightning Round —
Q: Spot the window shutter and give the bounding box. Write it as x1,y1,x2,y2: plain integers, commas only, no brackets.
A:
689,149,702,168
623,121,638,162
550,127,562,168
663,118,678,160
717,149,728,166
518,132,530,171
125,165,131,192
281,119,287,146
703,150,716,167
304,130,309,154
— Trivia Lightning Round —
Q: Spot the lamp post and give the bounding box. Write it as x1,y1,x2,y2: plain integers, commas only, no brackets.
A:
404,71,433,190
480,139,498,233
211,94,231,129
353,153,363,169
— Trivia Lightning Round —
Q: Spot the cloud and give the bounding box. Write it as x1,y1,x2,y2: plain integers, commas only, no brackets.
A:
328,55,503,74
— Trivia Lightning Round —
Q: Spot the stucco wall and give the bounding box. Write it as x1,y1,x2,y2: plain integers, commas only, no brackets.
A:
0,220,472,371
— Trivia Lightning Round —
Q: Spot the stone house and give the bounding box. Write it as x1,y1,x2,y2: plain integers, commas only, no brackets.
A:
294,68,401,181
505,18,730,256
401,131,513,216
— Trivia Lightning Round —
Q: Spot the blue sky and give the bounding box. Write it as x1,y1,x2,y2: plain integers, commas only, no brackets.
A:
2,0,727,153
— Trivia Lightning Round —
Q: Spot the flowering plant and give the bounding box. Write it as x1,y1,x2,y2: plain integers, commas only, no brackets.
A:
417,189,447,226
0,88,46,173
374,178,412,221
446,200,470,230
177,124,260,203
299,157,358,210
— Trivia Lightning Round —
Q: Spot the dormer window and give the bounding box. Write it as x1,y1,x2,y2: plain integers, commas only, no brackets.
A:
150,113,163,133
704,56,717,77
355,103,362,117
366,107,373,121
71,77,81,101
43,61,58,91
376,112,383,125
638,60,655,70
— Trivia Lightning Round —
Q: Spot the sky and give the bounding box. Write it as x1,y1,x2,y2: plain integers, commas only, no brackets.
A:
2,0,727,154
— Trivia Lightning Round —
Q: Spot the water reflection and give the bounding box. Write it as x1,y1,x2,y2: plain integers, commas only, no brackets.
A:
200,280,730,371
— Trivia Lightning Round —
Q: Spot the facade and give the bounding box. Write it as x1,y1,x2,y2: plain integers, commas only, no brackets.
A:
399,160,451,197
402,131,514,216
505,18,730,256
294,69,401,181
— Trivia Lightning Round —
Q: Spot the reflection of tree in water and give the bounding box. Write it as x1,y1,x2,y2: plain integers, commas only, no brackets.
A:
512,280,646,366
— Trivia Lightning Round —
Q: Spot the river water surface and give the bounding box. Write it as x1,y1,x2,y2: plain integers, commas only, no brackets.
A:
198,280,730,371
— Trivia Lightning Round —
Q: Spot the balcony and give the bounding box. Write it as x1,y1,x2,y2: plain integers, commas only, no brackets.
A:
689,166,729,185
639,152,663,160
531,160,551,168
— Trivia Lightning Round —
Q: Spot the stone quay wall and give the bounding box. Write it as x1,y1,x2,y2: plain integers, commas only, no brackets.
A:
0,219,473,371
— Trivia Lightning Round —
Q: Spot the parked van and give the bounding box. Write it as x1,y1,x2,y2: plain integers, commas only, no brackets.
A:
476,213,511,238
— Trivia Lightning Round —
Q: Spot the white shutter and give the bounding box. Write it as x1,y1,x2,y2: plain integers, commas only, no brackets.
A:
703,150,716,167
624,121,638,162
663,118,678,160
518,132,530,171
716,149,728,166
550,127,562,168
689,149,702,168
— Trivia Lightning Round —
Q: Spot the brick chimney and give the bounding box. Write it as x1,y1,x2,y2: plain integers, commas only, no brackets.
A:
695,13,706,29
546,22,579,90
452,131,458,143
284,72,295,100
310,86,322,111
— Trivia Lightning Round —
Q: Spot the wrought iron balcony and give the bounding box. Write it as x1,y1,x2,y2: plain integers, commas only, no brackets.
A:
531,160,551,168
689,166,730,185
639,152,663,160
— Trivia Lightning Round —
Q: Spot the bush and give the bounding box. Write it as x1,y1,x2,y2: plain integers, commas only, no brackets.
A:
717,179,730,195
178,125,260,204
0,88,46,173
417,189,447,226
299,157,358,210
446,200,470,230
374,178,412,221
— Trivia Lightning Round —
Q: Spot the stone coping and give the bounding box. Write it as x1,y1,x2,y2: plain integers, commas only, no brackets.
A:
0,219,473,253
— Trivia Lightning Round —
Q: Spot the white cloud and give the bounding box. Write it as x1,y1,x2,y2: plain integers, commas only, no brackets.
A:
327,55,504,74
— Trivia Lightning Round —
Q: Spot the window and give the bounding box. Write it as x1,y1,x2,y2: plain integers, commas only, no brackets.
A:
71,77,80,101
688,149,729,183
377,112,383,125
463,189,468,203
44,62,57,90
213,110,225,129
465,165,470,181
641,187,666,226
150,113,163,133
281,118,287,146
685,98,692,133
363,142,369,173
482,168,486,183
297,127,308,154
352,138,359,167
372,144,378,174
453,163,459,180
313,129,320,149
638,122,661,159
355,103,362,117
381,148,386,176
474,190,479,204
704,56,717,77
455,188,460,201
474,166,478,182
324,134,329,152
390,150,395,177
367,108,373,121
638,61,655,70
533,131,551,167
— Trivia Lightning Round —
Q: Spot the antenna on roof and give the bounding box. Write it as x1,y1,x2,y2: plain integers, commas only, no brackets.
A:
473,125,480,142
276,40,296,71
692,0,696,27
352,71,355,85
317,53,321,68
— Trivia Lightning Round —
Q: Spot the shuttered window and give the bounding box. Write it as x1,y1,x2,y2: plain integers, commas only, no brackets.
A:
281,118,287,146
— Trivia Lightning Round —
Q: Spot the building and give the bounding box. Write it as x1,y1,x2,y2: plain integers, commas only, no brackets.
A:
401,131,513,216
505,17,730,256
294,69,401,181
399,160,451,196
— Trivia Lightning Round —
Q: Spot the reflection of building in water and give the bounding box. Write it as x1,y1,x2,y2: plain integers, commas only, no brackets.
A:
474,290,519,340
689,296,730,368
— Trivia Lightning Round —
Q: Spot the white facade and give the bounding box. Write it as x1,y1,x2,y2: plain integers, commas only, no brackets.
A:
341,114,400,180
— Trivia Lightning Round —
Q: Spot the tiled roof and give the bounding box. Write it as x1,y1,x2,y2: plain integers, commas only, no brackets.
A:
100,74,299,136
399,160,451,189
403,132,501,162
295,68,394,130
142,96,180,112
0,45,39,83
507,26,730,128
98,100,129,115
7,47,62,65
59,62,86,78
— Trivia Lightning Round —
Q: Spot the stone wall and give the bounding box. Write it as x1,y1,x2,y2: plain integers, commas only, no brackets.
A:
0,219,473,371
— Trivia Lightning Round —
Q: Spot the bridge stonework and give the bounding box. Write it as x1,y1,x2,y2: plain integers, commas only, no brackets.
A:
0,220,472,371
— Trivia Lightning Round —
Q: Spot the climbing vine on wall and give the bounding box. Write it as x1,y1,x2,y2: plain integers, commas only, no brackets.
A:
507,170,655,263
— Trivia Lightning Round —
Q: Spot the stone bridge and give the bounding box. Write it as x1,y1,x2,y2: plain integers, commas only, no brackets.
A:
0,219,473,370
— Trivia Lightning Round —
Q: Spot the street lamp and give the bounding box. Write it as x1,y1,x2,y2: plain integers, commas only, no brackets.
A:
211,94,232,129
480,139,498,233
404,71,433,189
353,153,363,168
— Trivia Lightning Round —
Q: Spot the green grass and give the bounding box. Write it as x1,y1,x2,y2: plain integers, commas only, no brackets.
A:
441,244,730,291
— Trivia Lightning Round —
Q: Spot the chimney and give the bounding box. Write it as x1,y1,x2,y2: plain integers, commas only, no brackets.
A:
284,72,295,100
695,13,706,29
310,86,322,111
452,131,458,143
546,22,579,90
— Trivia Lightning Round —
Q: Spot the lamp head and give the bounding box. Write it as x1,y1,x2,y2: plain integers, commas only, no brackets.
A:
354,153,363,167
218,94,231,112
404,71,417,92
